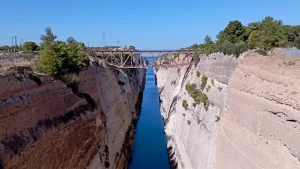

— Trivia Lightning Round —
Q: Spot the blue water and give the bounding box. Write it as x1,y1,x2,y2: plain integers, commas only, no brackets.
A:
129,68,170,169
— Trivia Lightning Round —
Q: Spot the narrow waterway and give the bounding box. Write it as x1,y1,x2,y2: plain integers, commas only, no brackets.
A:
129,68,170,169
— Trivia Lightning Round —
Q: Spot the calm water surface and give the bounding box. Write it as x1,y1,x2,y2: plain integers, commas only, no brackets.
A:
129,68,170,169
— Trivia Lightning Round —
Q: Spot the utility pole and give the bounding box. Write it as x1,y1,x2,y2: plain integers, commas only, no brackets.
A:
14,36,17,49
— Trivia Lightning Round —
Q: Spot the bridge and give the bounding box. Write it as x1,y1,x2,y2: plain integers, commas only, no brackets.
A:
88,49,200,68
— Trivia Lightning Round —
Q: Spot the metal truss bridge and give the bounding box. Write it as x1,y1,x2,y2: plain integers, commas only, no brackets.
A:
88,49,199,68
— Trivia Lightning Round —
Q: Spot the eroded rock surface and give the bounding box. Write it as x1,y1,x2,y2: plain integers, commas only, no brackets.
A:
156,52,300,169
215,54,300,169
0,61,145,169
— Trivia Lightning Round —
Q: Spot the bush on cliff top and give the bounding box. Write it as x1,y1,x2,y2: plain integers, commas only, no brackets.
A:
37,27,89,78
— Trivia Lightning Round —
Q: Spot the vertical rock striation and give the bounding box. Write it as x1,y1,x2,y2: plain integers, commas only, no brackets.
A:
156,52,300,169
215,55,300,169
156,53,242,169
0,60,145,169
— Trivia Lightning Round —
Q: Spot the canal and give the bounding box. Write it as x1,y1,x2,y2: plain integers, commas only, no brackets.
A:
129,68,170,169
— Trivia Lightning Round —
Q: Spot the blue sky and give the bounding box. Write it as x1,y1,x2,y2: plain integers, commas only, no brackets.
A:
0,0,299,49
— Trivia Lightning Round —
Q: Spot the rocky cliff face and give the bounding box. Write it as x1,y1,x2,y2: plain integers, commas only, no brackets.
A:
156,52,300,169
215,54,300,169
0,60,145,169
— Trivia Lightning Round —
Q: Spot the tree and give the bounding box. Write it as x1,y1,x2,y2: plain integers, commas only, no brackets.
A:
22,42,38,51
67,37,77,45
189,44,199,49
295,37,300,49
37,27,89,77
258,16,287,50
200,35,216,55
223,20,247,43
129,45,136,50
248,30,261,49
37,48,63,77
204,35,214,45
40,27,57,44
0,45,10,51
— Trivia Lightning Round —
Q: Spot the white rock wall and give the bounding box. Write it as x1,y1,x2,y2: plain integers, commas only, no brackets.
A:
156,53,241,169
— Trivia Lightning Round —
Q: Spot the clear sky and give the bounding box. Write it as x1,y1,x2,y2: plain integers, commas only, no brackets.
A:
0,0,300,49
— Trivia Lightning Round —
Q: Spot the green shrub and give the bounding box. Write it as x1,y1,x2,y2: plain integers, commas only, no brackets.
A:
37,27,89,78
187,120,191,125
196,71,200,77
22,41,38,51
215,41,248,56
295,37,300,49
182,100,188,110
67,75,80,92
200,93,208,105
200,75,208,91
255,49,268,56
37,48,63,77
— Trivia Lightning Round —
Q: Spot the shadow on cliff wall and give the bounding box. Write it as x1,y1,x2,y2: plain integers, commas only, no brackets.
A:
168,146,178,169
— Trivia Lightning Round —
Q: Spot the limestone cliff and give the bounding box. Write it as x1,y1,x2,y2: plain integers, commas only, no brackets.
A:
215,54,300,169
0,59,145,169
156,52,300,169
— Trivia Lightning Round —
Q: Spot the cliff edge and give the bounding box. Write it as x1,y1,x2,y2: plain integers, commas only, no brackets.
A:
0,60,146,169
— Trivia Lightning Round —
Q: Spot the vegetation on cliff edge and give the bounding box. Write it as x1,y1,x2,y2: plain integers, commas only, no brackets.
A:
189,16,300,56
37,27,89,78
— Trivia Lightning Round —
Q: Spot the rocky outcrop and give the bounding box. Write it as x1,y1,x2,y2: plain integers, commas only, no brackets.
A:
215,54,300,169
156,52,300,169
0,60,145,169
156,53,242,169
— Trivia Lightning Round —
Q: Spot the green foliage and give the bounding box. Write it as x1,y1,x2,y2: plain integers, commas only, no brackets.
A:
129,45,136,50
223,20,247,43
37,48,63,77
187,120,191,125
22,42,38,51
215,41,247,56
189,44,199,49
40,27,57,44
200,93,208,105
37,27,89,77
196,71,200,77
190,16,300,56
174,53,179,58
198,35,216,55
185,83,202,104
0,45,11,51
295,37,300,49
68,75,80,92
200,75,208,91
255,49,268,56
182,100,188,110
